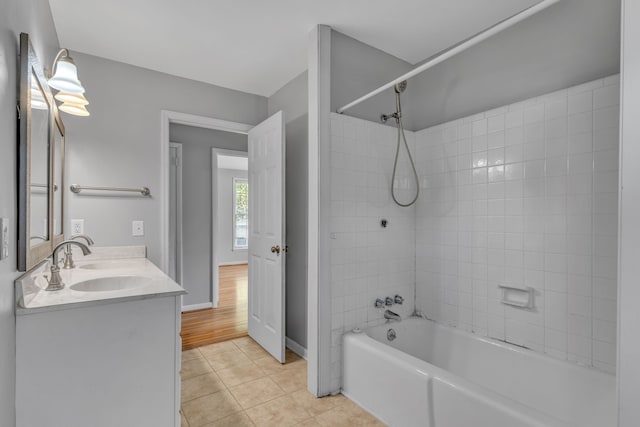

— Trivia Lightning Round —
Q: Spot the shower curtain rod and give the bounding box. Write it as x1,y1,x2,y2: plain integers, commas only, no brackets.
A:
336,0,560,114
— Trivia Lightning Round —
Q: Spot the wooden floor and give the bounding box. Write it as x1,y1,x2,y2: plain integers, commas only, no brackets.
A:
181,264,248,350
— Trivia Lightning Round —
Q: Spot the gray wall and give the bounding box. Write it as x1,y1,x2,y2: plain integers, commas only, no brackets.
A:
406,0,621,130
171,127,247,306
0,1,60,424
268,71,309,349
64,53,267,267
217,168,249,265
330,1,620,132
331,31,414,129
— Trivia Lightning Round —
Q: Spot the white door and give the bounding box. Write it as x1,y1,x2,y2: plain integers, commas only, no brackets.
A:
248,111,286,363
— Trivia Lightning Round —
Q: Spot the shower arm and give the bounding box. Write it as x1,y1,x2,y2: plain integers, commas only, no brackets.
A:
336,0,560,114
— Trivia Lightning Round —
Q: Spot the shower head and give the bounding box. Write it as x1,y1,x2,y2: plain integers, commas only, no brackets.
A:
394,80,407,94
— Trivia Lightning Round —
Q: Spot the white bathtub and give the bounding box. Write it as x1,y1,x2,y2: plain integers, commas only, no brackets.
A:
343,317,616,427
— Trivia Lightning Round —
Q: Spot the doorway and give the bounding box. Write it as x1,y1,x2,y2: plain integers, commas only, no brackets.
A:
162,110,287,360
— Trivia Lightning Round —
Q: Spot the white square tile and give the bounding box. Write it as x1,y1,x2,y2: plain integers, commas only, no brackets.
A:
487,131,505,149
505,127,524,145
523,142,546,161
472,119,488,136
568,131,593,154
593,84,620,110
504,163,524,181
524,104,545,124
524,122,545,143
545,291,568,331
568,112,593,135
568,91,593,115
488,148,505,166
505,111,524,129
594,106,619,130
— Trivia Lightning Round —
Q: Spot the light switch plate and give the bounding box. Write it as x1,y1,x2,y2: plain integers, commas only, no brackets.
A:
132,220,144,236
0,218,8,260
71,219,84,235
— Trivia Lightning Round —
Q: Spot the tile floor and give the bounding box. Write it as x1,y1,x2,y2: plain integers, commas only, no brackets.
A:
180,337,385,426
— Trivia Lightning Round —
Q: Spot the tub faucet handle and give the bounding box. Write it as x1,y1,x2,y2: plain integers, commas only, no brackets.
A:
394,295,404,304
375,298,385,308
385,296,394,306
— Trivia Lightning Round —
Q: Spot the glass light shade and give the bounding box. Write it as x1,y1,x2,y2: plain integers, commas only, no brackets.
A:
59,102,90,116
48,57,85,93
55,90,89,106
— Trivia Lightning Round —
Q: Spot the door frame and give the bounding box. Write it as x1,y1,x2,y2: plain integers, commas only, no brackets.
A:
169,142,184,289
210,148,248,308
160,110,252,277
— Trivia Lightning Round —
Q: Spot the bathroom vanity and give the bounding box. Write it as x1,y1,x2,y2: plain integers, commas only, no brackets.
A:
14,247,186,427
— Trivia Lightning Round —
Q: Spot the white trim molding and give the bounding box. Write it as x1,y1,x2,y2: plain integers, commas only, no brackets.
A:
181,302,213,312
286,337,307,360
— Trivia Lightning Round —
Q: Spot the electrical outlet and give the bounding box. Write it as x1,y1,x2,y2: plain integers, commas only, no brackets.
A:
132,220,144,237
71,219,84,235
0,218,8,260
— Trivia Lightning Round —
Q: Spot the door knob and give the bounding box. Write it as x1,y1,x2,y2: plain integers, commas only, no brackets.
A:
271,245,281,254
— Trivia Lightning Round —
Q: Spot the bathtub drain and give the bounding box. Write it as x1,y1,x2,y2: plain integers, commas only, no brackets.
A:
387,328,396,341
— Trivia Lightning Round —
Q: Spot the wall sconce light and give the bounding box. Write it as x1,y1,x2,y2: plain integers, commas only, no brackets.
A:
48,49,90,116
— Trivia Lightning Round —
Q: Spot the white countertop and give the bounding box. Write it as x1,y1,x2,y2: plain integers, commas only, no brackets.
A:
15,246,186,315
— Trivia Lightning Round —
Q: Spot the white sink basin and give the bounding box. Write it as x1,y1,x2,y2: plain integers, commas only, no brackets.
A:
70,276,152,292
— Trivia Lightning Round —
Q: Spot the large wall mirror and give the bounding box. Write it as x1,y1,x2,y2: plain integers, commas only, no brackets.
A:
18,33,65,271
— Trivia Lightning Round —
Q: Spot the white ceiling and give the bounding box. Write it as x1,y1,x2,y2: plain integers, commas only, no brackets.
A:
48,0,541,97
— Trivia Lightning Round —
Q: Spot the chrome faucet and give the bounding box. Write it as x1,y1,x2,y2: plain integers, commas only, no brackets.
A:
384,309,401,322
45,240,92,291
62,234,94,269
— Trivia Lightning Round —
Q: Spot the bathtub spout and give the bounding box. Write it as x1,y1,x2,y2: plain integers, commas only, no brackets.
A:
384,309,401,322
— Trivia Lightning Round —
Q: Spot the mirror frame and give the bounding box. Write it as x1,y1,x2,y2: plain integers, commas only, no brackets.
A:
18,33,65,271
52,113,65,249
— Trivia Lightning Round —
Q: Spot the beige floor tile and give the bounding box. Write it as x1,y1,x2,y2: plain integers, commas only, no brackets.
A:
231,336,258,348
254,354,305,374
182,372,226,403
238,343,271,360
182,349,203,362
285,348,302,362
217,361,266,387
229,376,286,409
199,341,239,358
252,355,289,375
314,399,385,427
200,411,256,427
245,395,312,427
182,357,214,380
289,390,345,417
205,347,252,371
270,366,307,392
181,409,190,426
182,390,243,427
295,419,322,426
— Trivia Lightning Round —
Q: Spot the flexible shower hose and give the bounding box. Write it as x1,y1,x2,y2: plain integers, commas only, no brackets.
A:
391,117,420,207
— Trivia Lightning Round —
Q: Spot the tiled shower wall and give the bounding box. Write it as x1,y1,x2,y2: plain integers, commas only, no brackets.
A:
415,75,620,373
329,113,416,391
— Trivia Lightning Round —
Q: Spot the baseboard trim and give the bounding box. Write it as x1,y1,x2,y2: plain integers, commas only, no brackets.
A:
286,337,307,359
182,302,213,312
218,261,249,266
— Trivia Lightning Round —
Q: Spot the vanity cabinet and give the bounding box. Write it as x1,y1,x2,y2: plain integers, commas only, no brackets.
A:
16,295,182,427
15,252,185,427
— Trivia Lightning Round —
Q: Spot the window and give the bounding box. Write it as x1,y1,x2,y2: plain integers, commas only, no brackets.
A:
233,178,248,250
